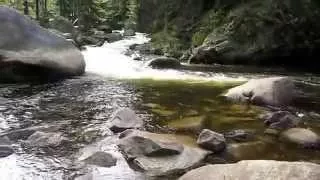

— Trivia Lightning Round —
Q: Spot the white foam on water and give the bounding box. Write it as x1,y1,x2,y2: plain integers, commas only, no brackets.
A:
82,32,247,82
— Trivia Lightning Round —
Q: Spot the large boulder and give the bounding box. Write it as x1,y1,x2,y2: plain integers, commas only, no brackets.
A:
118,129,209,177
280,128,320,149
146,57,181,69
0,6,85,82
224,77,295,106
179,160,320,180
82,151,117,168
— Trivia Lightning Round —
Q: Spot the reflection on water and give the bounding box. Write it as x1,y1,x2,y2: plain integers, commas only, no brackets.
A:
0,33,319,179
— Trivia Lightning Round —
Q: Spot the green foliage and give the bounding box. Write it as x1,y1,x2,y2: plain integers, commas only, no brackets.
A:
192,9,228,47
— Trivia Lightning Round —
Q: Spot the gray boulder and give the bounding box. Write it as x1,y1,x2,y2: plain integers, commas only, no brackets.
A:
118,129,209,177
109,108,143,133
179,160,320,180
224,77,295,106
280,128,320,149
83,151,117,168
147,57,181,69
197,129,226,153
0,6,85,82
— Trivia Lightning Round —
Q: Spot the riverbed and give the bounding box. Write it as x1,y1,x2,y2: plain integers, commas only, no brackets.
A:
0,33,319,179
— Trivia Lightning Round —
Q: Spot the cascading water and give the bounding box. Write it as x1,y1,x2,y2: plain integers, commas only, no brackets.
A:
82,32,247,82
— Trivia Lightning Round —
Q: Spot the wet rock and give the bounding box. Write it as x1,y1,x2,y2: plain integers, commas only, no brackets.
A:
123,29,135,36
105,32,123,43
224,77,295,107
280,128,320,149
168,116,205,132
83,151,117,168
24,131,68,148
261,111,300,130
197,129,226,153
129,43,164,55
224,129,255,142
225,141,268,161
118,135,184,159
109,108,143,133
0,125,63,141
147,57,181,69
118,129,209,177
0,7,85,82
0,136,13,158
188,46,218,65
97,25,112,33
179,160,320,180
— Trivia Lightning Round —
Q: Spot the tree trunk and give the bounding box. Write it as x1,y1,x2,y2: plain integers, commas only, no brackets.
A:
23,0,29,15
35,0,39,20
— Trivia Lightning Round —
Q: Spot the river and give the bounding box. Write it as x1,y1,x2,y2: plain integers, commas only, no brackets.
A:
0,32,319,180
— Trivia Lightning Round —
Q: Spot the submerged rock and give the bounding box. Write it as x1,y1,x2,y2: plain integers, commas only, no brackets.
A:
224,77,295,106
280,128,320,149
261,111,300,130
224,129,255,142
118,129,209,177
24,131,68,148
179,160,320,180
0,6,85,82
83,151,117,168
225,141,268,161
0,136,13,158
197,129,226,153
147,57,181,69
109,108,143,133
168,116,205,132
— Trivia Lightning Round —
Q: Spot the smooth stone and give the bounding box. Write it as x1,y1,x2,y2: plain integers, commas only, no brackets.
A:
0,6,85,82
109,108,143,133
224,77,295,106
179,160,320,180
280,128,320,148
197,129,226,153
118,130,209,177
83,151,117,168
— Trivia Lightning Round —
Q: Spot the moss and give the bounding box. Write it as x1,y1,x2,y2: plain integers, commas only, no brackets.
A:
192,9,228,47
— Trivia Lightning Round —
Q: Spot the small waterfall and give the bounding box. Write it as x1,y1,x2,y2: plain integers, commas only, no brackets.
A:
82,32,247,82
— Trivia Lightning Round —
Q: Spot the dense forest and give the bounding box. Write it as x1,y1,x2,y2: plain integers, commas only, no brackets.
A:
2,0,320,69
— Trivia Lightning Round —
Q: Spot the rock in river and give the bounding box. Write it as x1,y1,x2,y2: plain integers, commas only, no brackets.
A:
224,77,295,107
146,57,181,69
0,6,85,82
83,151,117,168
23,131,68,148
109,108,143,133
179,160,320,180
280,128,320,149
0,136,14,158
261,111,300,130
197,129,226,153
118,129,209,177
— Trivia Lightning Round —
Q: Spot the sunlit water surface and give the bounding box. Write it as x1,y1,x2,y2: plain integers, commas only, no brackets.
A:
0,33,319,179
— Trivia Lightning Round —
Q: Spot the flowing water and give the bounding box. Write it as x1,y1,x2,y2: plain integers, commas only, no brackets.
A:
0,32,319,179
